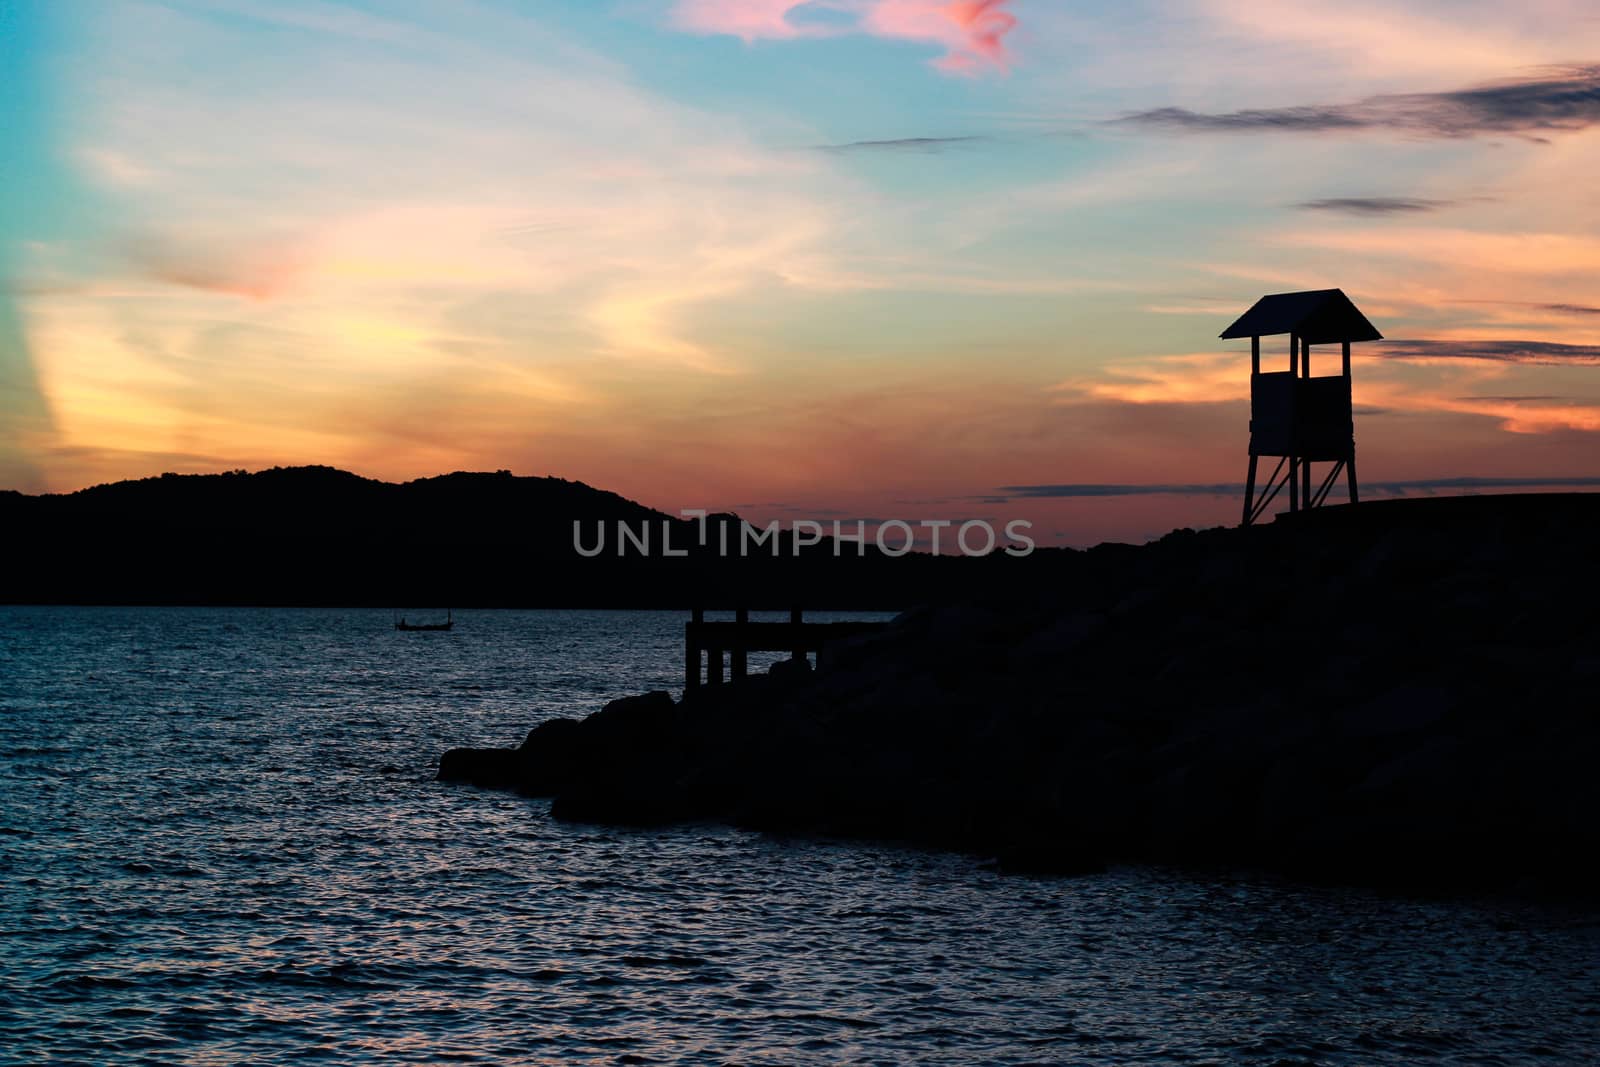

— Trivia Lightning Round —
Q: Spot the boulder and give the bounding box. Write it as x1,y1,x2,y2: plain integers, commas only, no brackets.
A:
768,655,813,683
1339,684,1455,740
438,746,523,789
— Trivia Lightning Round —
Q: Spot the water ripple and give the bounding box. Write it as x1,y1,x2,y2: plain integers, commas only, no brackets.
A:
1,606,1596,1064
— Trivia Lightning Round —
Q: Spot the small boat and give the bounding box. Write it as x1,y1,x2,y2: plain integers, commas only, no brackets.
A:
396,609,453,632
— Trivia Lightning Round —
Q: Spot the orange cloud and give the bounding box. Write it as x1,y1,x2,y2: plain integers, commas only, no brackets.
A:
1061,344,1600,438
1055,352,1247,405
1275,227,1600,276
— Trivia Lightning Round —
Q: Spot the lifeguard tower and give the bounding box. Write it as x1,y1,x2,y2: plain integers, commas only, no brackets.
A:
1222,289,1382,525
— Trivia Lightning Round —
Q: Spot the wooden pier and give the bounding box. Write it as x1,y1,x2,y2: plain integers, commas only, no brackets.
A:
685,608,888,692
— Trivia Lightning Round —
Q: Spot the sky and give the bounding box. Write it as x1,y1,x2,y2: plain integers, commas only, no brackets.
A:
3,0,1599,545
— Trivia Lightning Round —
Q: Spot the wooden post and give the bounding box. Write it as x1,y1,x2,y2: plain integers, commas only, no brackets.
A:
732,607,748,681
1287,334,1298,512
790,607,804,662
709,646,724,686
1300,337,1312,507
1244,334,1261,526
685,606,704,693
1344,339,1358,504
1243,454,1258,525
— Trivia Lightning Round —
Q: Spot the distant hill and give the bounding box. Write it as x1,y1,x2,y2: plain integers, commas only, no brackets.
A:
0,466,1047,607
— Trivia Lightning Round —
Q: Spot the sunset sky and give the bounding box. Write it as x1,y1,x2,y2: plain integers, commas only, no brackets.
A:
3,0,1599,544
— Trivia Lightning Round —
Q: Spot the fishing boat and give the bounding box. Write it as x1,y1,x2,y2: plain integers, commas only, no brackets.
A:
395,609,453,632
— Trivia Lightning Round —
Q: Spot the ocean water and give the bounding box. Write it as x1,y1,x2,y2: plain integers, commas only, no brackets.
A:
2,607,1596,1066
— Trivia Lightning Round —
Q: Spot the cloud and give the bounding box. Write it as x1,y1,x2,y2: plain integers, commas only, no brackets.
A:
814,135,988,153
1055,352,1245,406
1117,65,1600,139
868,0,1018,75
1375,339,1600,365
122,230,308,300
1272,227,1600,275
14,0,893,494
1459,300,1600,316
670,0,1018,74
1123,105,1365,133
1295,197,1451,215
999,476,1600,498
998,482,1241,498
1054,343,1600,438
670,0,825,40
49,1,861,377
1454,395,1568,403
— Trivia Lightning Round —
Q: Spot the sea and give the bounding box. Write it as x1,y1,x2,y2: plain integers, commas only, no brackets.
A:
2,607,1596,1065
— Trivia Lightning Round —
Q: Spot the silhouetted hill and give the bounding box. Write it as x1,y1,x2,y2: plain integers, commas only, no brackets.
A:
0,466,1044,607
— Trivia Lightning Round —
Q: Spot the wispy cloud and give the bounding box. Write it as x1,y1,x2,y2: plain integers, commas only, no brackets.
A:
16,0,884,493
1118,65,1600,139
1053,343,1600,438
1377,339,1600,365
1458,300,1600,316
1455,394,1568,403
997,482,1240,498
1295,196,1452,215
121,230,308,301
1271,227,1600,276
997,476,1600,499
669,0,1019,74
814,135,988,154
1369,476,1600,492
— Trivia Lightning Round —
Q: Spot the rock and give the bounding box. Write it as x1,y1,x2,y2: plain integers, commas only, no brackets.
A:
1013,611,1106,661
990,841,1108,877
592,690,675,730
1111,587,1160,619
927,603,1005,645
514,717,587,796
550,772,691,827
519,716,582,751
1256,745,1340,842
768,656,812,682
437,495,1600,897
438,746,523,789
1339,685,1455,739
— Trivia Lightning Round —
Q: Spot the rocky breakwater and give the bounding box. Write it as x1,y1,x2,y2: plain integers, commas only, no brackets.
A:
440,494,1600,895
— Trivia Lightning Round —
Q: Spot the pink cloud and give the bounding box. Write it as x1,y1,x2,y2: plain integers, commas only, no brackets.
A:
671,0,1018,73
863,0,1017,73
671,0,826,41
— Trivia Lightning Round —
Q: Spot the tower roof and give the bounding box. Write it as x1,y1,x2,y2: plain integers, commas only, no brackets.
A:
1220,288,1383,344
